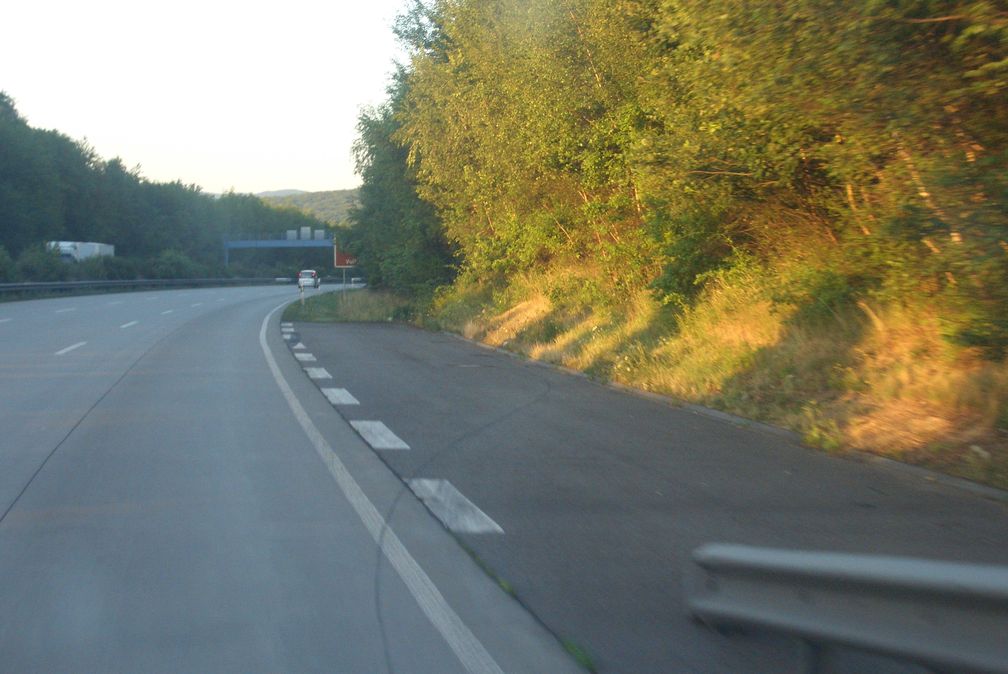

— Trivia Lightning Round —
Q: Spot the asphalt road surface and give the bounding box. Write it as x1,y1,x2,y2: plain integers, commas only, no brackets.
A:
288,318,1008,674
0,286,581,673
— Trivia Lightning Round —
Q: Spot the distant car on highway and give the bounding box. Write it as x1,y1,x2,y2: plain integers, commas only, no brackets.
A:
297,269,320,289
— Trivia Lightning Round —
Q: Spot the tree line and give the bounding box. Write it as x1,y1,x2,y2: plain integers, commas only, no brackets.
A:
0,92,330,281
347,0,1008,355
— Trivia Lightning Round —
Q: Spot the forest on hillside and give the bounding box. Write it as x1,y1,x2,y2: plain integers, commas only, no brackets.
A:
346,0,1008,482
262,189,359,226
0,93,331,281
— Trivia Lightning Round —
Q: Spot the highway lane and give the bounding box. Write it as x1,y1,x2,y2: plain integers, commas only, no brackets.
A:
292,321,1008,674
0,288,579,672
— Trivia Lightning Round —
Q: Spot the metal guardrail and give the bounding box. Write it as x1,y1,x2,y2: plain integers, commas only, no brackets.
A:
0,277,294,296
689,543,1008,674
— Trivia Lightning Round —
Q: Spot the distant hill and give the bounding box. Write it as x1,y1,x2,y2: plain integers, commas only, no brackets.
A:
257,189,308,198
261,188,358,226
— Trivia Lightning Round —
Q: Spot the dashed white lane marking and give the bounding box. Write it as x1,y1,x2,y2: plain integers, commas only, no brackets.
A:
217,297,226,302
304,367,332,380
350,421,410,450
281,326,295,333
107,300,124,306
258,303,504,674
120,321,139,329
295,353,317,362
281,322,293,327
161,310,174,315
321,388,359,405
408,479,504,535
292,342,306,350
55,341,87,356
283,334,293,341
191,302,203,307
0,318,10,323
55,308,76,313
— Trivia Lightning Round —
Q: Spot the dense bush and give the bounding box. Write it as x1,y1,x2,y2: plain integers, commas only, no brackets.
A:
351,0,1007,357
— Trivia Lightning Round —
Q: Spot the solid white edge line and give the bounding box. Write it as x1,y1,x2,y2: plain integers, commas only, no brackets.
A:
55,341,87,356
259,302,502,674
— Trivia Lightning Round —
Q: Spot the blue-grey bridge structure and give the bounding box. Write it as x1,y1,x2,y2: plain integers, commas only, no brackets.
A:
223,231,335,266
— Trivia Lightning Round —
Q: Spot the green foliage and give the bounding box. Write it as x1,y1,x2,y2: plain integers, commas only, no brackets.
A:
0,246,14,282
261,189,359,226
150,249,207,279
345,73,455,295
15,245,67,282
367,0,1008,356
0,92,332,278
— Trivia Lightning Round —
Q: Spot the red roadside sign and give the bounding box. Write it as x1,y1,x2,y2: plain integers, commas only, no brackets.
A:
334,247,357,267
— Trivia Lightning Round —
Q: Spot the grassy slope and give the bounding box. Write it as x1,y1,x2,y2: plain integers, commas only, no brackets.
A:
288,270,1008,490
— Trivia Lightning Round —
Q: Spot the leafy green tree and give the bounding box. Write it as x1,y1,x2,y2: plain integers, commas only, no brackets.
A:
15,245,67,282
346,73,455,293
0,246,14,282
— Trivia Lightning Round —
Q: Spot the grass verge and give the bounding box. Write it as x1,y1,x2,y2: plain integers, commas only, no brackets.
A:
299,272,1008,490
282,288,415,323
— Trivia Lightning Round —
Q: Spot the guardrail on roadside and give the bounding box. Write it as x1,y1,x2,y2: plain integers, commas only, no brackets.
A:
0,277,294,297
689,543,1008,674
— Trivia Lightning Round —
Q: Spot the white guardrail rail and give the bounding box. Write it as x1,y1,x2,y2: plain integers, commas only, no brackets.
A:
689,543,1008,674
0,278,295,296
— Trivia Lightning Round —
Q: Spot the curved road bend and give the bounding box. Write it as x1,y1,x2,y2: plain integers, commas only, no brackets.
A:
292,321,1008,674
0,287,579,673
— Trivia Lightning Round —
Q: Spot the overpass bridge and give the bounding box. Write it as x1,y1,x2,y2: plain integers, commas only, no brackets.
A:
223,228,334,266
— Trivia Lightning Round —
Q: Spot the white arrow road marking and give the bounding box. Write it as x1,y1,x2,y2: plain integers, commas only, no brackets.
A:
292,342,306,350
295,353,317,362
304,367,331,380
120,321,139,329
259,303,504,674
55,341,87,356
408,479,504,535
321,388,359,405
350,421,410,450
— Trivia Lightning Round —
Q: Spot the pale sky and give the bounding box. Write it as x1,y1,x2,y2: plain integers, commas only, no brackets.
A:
1,0,410,194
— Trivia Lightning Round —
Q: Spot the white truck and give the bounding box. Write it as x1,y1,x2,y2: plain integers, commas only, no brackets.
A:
47,241,115,262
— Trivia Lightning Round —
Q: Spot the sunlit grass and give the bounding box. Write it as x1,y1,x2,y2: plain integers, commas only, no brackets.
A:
438,264,1008,488
282,289,414,323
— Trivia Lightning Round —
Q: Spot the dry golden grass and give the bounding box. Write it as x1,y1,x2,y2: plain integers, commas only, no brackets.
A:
304,268,1008,488
440,265,1008,488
